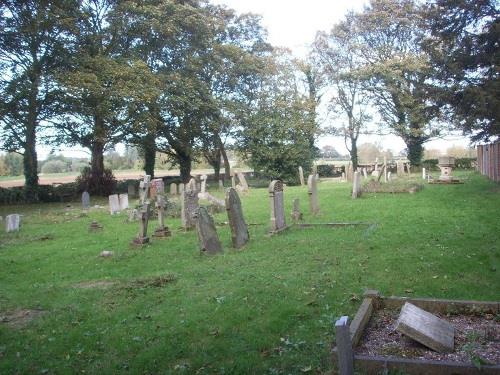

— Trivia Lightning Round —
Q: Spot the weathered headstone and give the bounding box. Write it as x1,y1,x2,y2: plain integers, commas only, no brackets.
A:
298,166,305,186
383,156,388,183
119,193,129,211
352,171,362,199
200,175,207,194
108,194,120,214
128,209,139,222
128,182,137,198
387,171,392,181
181,178,199,230
395,302,455,353
170,183,177,196
307,174,319,215
139,175,151,204
406,162,411,176
82,191,90,209
237,172,249,192
231,176,236,188
341,172,346,181
397,161,404,177
291,198,303,223
225,188,249,249
196,206,222,255
5,214,20,232
150,178,164,200
154,195,171,237
363,168,368,179
269,180,287,233
179,183,185,195
132,203,151,245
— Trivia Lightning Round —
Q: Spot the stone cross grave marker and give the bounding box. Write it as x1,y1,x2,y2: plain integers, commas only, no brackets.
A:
291,198,303,223
396,302,455,353
119,193,129,211
237,172,249,192
108,194,120,214
154,195,171,237
352,171,362,199
298,166,305,186
269,180,287,233
181,178,199,230
225,188,249,249
139,175,151,204
6,214,20,232
132,203,151,245
307,174,319,215
196,206,222,255
82,191,90,209
170,183,177,196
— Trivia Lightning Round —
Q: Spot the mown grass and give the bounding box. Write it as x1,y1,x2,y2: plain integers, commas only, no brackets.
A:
0,171,499,374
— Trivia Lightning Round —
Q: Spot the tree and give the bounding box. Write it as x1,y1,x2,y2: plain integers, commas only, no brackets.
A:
320,145,341,159
0,0,76,200
424,0,499,142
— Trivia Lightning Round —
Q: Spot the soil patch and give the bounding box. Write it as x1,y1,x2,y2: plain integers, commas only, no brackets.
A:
126,274,176,289
0,309,46,328
363,180,424,194
73,280,116,289
356,308,500,365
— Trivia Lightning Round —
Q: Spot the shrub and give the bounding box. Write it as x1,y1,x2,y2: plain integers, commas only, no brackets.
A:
41,160,68,174
75,167,117,196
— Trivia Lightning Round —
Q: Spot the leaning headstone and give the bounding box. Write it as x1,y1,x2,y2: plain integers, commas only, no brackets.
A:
154,195,171,237
291,198,303,223
82,191,90,209
298,166,305,186
269,180,287,233
307,174,319,215
181,178,199,230
6,214,20,232
196,206,222,255
132,203,151,245
170,183,177,196
395,302,455,353
108,194,120,214
237,172,249,192
352,171,362,199
118,193,129,211
225,188,249,249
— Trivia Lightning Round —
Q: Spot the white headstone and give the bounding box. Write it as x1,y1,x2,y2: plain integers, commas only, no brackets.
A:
422,167,426,180
170,183,177,195
108,194,120,214
119,193,129,210
200,175,207,194
298,166,305,186
6,214,20,232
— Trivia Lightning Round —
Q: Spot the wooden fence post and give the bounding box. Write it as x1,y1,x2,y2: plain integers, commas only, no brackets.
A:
335,316,354,375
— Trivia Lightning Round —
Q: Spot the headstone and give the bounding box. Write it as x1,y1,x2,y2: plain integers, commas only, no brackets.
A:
181,178,199,230
5,214,20,232
291,198,303,223
150,178,164,199
269,180,287,233
422,167,426,180
371,170,379,178
363,168,368,179
170,182,177,196
82,191,90,209
200,175,207,194
406,162,411,176
307,174,319,215
395,302,455,353
298,166,305,186
118,193,129,211
132,203,151,245
383,156,388,183
179,183,185,195
128,209,139,222
352,171,362,199
128,182,136,198
139,175,151,204
108,194,120,214
154,195,171,237
225,188,249,249
335,316,354,375
196,206,222,255
237,172,249,192
341,172,346,181
397,161,404,177
387,171,392,181
218,180,224,191
231,176,236,188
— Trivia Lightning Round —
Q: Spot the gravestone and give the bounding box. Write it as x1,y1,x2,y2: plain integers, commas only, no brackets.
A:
422,167,426,180
128,182,136,198
6,214,20,232
128,209,139,222
383,156,388,183
225,188,249,249
291,198,303,223
374,157,379,171
132,203,151,245
269,180,287,233
298,166,305,186
307,174,319,215
196,206,222,255
82,191,90,209
181,178,199,230
363,168,368,179
406,162,411,176
387,171,392,181
397,161,404,177
336,316,354,375
352,171,362,199
200,175,207,194
150,178,164,199
119,193,129,211
139,175,151,204
231,176,236,188
154,195,171,237
179,183,185,195
341,172,346,181
237,172,249,192
396,302,455,353
108,194,120,214
170,183,177,196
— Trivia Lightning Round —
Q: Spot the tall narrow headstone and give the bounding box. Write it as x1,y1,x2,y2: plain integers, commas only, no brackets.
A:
298,166,305,186
181,178,199,230
352,171,362,199
422,167,426,180
82,191,90,209
200,175,207,194
383,156,388,183
307,174,319,215
291,198,303,223
154,195,171,237
397,161,404,177
119,193,129,210
341,172,346,181
225,188,249,249
362,168,368,179
237,172,249,192
170,183,177,196
5,214,20,232
196,207,222,255
109,194,120,214
387,171,392,181
231,176,236,188
179,183,185,196
132,203,150,245
269,180,287,233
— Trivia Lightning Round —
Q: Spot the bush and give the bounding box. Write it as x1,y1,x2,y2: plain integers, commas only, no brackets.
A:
317,164,336,177
423,157,476,171
41,160,68,174
75,167,117,196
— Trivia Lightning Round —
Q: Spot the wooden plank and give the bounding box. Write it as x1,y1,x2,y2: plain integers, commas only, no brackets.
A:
349,298,373,347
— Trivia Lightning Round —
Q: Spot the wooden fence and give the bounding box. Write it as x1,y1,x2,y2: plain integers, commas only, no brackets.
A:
477,141,500,182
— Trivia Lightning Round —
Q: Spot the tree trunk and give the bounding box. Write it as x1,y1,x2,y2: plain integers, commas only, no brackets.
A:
212,149,221,182
405,136,424,167
142,132,156,178
350,137,359,170
91,140,105,177
178,153,191,183
217,137,230,181
23,126,39,202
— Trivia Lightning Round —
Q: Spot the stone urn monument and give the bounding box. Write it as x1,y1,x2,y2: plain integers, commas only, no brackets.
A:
438,156,455,182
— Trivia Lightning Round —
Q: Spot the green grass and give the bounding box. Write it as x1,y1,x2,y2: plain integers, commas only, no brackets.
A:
1,171,499,374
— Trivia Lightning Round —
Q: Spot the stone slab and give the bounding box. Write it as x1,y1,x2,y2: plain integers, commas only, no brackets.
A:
395,302,455,353
82,191,90,209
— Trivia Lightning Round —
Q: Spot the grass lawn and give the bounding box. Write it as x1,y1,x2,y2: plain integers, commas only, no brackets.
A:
0,171,499,374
